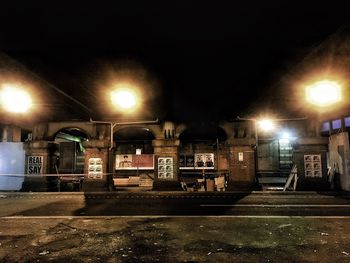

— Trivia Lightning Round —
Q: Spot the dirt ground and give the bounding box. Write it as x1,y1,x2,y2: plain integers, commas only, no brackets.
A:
1,217,350,263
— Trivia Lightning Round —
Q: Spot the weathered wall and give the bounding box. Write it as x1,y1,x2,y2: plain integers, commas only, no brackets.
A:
329,132,350,191
46,122,96,140
293,137,329,190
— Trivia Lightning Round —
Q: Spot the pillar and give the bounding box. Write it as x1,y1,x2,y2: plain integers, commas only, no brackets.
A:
1,125,21,142
227,138,257,190
23,140,58,191
152,139,182,190
328,132,350,191
82,139,110,191
293,137,329,190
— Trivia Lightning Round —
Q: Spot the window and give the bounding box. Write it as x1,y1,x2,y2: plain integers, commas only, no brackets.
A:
332,119,342,130
344,117,350,127
321,122,330,132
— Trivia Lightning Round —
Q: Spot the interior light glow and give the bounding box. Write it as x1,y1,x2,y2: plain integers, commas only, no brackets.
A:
279,131,291,144
281,132,290,139
306,80,341,107
0,85,32,113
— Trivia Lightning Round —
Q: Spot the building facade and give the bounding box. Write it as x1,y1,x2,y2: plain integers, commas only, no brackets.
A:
0,118,338,192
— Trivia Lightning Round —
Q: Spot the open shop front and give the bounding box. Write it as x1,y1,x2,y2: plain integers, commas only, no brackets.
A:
179,153,227,191
112,126,155,190
179,124,228,192
114,153,154,190
52,128,87,191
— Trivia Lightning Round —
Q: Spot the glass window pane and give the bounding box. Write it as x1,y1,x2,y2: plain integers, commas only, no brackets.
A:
332,119,342,130
344,117,350,127
321,122,330,132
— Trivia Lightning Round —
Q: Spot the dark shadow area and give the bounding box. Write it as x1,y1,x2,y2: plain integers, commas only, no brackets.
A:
179,123,227,142
73,192,252,216
114,127,155,142
9,200,75,217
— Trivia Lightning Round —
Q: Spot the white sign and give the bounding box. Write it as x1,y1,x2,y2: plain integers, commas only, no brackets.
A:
304,154,322,178
158,157,173,179
115,154,154,170
238,152,244,162
88,158,103,179
136,149,142,155
27,156,43,174
194,153,214,169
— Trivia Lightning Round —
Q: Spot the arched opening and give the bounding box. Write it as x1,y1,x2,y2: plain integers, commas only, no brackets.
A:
53,127,89,191
113,126,155,190
179,123,228,192
179,124,227,142
114,126,155,154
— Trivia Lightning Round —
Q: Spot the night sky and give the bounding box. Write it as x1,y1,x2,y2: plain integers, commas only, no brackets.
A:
1,1,350,123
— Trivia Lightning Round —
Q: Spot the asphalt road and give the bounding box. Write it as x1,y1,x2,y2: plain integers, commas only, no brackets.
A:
1,191,350,217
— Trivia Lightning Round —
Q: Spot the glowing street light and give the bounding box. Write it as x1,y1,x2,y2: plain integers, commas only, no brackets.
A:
306,80,342,107
0,85,32,113
111,88,137,110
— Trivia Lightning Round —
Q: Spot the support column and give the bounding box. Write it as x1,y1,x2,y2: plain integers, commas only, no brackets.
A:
152,139,182,190
82,139,110,192
1,125,21,142
227,138,257,190
23,141,58,191
328,132,350,191
293,137,330,190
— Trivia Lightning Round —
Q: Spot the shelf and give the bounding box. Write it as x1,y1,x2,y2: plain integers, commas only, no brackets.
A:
115,167,154,170
179,167,215,170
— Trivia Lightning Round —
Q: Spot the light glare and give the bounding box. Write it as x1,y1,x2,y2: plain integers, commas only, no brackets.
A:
111,89,136,109
0,86,32,113
306,80,341,107
281,132,290,139
279,132,291,143
258,119,275,131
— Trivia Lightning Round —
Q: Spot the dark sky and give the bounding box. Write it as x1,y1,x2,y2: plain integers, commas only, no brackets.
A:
1,1,350,123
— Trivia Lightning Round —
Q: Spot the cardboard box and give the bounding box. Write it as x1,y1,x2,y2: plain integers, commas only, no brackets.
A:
187,187,194,192
128,176,140,185
113,178,129,186
206,180,215,191
198,186,205,191
139,179,153,187
215,176,225,189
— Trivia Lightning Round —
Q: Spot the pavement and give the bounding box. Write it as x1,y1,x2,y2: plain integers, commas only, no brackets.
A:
0,191,350,217
1,191,350,262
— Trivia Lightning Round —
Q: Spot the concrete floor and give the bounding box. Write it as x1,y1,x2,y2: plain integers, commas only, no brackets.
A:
1,216,350,262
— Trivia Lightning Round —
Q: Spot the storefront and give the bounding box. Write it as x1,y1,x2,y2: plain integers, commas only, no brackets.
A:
179,153,227,191
113,153,154,189
112,126,155,190
0,118,338,192
178,124,229,192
